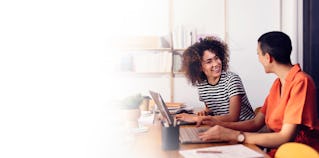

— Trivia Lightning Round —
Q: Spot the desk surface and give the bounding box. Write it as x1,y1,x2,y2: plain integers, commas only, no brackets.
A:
126,122,270,158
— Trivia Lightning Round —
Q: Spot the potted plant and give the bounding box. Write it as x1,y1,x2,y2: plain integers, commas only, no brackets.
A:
119,93,144,128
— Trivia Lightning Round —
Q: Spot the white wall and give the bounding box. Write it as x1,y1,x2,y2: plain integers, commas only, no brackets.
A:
227,0,280,108
281,0,303,67
112,74,171,101
173,0,225,37
174,75,204,107
118,0,302,110
226,0,302,108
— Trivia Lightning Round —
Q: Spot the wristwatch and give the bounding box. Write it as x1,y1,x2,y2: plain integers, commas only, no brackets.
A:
237,131,245,143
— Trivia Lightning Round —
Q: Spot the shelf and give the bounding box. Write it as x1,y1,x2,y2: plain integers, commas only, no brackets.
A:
118,48,187,52
172,48,186,51
173,71,184,75
116,72,172,76
118,48,172,52
172,72,185,78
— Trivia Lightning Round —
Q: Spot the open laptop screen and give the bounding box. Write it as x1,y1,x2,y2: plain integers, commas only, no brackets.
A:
149,90,222,144
149,90,174,126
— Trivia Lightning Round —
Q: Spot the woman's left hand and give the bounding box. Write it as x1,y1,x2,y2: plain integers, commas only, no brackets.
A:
196,116,220,127
198,125,238,142
175,113,198,123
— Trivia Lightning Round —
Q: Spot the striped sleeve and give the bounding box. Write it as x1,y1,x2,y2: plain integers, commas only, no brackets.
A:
227,73,245,97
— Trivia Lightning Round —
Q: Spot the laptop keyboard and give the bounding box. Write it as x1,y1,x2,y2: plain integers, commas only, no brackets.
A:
179,126,209,143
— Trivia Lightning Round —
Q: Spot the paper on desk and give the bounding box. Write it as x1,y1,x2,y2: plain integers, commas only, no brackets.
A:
138,112,155,125
179,144,264,158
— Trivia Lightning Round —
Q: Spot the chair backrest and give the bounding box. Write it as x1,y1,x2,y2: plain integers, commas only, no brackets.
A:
275,142,319,158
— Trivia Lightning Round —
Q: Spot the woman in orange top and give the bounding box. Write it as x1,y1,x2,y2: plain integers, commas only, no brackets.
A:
194,31,319,157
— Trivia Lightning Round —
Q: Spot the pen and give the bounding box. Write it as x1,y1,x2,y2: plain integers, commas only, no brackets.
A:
152,109,156,124
163,121,169,127
196,150,222,154
173,117,177,127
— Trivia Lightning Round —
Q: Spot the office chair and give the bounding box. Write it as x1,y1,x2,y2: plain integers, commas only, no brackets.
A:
275,142,319,158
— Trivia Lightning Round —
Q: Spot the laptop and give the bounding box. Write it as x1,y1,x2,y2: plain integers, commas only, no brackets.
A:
149,90,222,144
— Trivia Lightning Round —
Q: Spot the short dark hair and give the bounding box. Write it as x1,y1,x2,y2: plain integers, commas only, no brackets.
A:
182,36,229,86
257,31,292,64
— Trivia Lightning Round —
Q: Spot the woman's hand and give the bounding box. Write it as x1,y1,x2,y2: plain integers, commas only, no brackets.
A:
198,125,238,142
196,116,220,127
175,113,198,123
196,108,210,116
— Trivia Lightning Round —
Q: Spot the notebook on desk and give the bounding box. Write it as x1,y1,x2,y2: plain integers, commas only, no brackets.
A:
149,90,222,144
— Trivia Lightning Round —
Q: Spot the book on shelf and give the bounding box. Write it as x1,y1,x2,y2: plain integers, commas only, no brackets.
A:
172,26,197,49
166,102,185,109
173,53,182,72
112,35,172,50
133,51,172,73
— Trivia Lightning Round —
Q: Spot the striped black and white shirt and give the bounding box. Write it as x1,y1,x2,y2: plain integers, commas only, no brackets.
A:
197,71,255,121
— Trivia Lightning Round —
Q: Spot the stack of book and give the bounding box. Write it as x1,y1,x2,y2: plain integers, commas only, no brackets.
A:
166,102,185,110
165,102,194,114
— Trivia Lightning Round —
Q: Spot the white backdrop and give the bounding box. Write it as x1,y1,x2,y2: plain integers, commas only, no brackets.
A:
125,0,302,110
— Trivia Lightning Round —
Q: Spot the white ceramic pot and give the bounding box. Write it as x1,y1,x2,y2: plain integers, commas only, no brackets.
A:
123,109,141,128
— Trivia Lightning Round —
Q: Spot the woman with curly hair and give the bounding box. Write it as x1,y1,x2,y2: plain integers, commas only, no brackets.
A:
176,36,255,123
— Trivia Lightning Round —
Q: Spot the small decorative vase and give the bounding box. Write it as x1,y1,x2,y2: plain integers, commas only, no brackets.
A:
123,109,141,128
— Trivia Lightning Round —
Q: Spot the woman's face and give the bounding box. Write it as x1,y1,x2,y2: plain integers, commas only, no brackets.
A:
257,43,270,73
201,50,222,79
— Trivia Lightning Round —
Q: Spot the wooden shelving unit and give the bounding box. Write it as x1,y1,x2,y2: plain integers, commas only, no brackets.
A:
118,47,184,102
118,48,172,52
117,0,227,102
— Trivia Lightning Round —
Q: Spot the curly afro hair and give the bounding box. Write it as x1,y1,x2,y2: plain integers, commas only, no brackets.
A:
181,36,229,86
